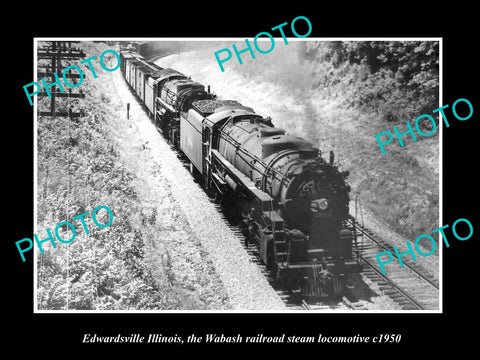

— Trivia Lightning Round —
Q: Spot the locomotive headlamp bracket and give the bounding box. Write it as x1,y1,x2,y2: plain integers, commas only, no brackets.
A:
318,198,329,211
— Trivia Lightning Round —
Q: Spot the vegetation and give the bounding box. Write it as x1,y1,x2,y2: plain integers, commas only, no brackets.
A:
305,41,439,123
36,42,229,310
306,41,440,243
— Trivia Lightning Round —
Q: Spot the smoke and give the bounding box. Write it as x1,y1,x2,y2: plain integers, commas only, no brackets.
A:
223,41,333,148
148,39,318,94
149,40,227,52
154,40,337,150
145,40,229,60
228,41,317,95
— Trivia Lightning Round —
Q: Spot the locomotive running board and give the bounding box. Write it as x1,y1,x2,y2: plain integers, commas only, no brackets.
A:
211,149,274,209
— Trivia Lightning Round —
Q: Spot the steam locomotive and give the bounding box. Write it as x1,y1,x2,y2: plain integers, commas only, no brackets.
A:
119,48,361,298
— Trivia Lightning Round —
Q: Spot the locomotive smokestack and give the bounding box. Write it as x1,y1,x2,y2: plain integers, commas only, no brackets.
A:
330,151,334,165
207,85,210,94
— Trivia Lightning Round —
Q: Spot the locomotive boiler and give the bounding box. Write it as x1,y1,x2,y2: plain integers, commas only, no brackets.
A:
209,111,360,297
119,48,361,298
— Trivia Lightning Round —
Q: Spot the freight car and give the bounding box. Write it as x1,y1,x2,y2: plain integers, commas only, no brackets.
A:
119,48,361,298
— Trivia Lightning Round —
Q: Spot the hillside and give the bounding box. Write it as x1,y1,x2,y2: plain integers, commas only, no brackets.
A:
36,42,231,310
155,40,440,246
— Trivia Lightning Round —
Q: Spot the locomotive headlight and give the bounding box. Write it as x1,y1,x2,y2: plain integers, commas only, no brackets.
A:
318,198,329,211
311,198,329,212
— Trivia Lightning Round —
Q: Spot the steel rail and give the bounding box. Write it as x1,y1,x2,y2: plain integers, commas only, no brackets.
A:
360,256,425,310
346,217,439,290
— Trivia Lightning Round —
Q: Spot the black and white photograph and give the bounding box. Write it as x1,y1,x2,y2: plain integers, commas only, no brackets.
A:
6,6,478,353
33,39,441,312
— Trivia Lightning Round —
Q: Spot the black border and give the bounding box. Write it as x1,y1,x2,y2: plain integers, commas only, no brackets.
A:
6,5,478,353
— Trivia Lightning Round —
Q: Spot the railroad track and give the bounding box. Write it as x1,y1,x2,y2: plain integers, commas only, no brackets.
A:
165,134,429,311
204,187,373,311
300,295,368,311
164,139,309,308
158,124,439,311
202,200,373,311
345,217,439,310
211,202,307,309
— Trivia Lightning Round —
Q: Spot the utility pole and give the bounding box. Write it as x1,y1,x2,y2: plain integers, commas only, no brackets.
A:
37,41,86,118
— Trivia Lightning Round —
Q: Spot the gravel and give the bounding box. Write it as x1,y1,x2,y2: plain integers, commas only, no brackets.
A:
108,69,286,310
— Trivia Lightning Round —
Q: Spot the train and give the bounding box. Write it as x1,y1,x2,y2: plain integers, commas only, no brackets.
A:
118,47,361,298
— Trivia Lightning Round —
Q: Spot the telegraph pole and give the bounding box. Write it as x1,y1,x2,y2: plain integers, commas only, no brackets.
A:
37,41,86,118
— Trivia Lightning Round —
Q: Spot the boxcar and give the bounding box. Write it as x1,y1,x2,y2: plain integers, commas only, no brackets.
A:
136,63,163,105
145,76,162,116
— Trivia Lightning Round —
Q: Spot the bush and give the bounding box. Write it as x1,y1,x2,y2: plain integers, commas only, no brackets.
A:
36,42,224,310
305,41,439,123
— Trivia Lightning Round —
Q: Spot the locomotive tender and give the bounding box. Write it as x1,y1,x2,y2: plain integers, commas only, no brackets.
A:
119,48,361,298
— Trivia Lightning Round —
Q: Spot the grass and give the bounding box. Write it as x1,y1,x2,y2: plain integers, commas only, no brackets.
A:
36,41,229,310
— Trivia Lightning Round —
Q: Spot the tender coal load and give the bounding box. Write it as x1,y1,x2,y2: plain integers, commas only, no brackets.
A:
192,99,243,115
